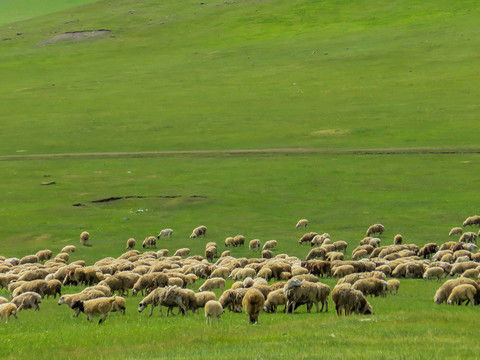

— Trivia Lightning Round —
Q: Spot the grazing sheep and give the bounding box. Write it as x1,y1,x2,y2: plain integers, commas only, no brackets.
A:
387,279,400,295
463,215,480,227
242,288,265,324
447,284,477,306
418,243,439,258
433,278,478,304
459,232,477,244
209,267,230,280
366,224,385,237
352,249,369,260
157,228,173,239
45,280,62,298
35,249,52,262
310,233,330,247
205,246,217,263
195,291,216,310
249,239,261,251
449,227,463,237
325,252,344,262
333,265,355,278
132,273,168,296
12,279,48,298
369,238,381,248
352,278,388,297
126,238,136,250
0,303,18,323
198,278,226,292
332,283,374,316
142,236,157,249
12,292,42,311
264,289,288,313
138,286,187,317
262,250,273,259
80,231,90,246
461,269,480,280
71,296,117,324
220,250,231,258
284,279,330,313
205,300,223,324
301,260,332,278
61,245,76,253
190,225,207,238
173,248,190,257
19,255,39,265
423,267,445,281
256,267,273,281
333,241,348,253
450,261,479,276
224,237,235,247
0,297,8,305
219,288,248,313
262,240,278,251
295,219,308,229
305,247,326,261
393,234,403,245
298,232,319,245
233,235,245,247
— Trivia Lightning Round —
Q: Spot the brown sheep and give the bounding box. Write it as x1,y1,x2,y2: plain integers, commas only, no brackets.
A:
393,234,403,245
242,288,265,324
295,219,308,229
190,225,207,239
332,284,374,316
366,224,385,237
298,232,319,245
80,231,90,246
305,247,326,261
301,261,332,278
447,284,477,306
352,278,388,297
126,238,136,250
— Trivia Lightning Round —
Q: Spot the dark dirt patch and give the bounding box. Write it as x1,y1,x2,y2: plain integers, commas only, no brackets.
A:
72,195,204,206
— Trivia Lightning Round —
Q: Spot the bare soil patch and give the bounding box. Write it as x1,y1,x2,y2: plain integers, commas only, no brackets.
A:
37,29,111,45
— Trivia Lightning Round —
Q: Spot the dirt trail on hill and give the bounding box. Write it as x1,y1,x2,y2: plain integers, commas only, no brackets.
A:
1,146,480,161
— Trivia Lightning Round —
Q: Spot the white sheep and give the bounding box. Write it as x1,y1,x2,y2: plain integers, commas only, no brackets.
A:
423,267,445,281
264,289,287,313
262,240,278,251
173,248,190,257
204,300,223,324
387,279,400,295
0,303,18,323
80,231,90,246
61,245,76,253
295,219,308,229
190,225,207,238
447,284,477,306
142,236,157,249
71,296,118,323
198,278,226,292
157,228,173,239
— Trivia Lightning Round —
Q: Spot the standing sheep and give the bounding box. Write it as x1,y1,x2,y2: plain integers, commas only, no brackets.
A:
80,231,90,246
262,240,278,251
447,284,477,306
449,227,463,237
190,226,207,238
126,238,136,250
12,292,42,311
249,239,261,251
71,297,117,324
142,236,157,249
157,228,173,239
263,289,288,313
387,279,400,295
0,303,18,323
204,300,223,324
295,219,308,229
366,224,385,237
393,234,403,245
423,267,445,281
242,288,265,324
198,278,226,292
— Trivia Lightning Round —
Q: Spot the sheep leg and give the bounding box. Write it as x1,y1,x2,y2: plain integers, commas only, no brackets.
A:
99,313,109,324
86,315,93,323
149,304,156,317
314,301,319,313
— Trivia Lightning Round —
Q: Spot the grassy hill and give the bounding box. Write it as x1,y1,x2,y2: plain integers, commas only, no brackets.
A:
1,1,480,359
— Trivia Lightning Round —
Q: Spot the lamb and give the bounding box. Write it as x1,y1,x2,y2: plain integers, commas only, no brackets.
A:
204,300,223,324
198,278,226,292
61,245,76,253
423,267,445,281
366,224,385,237
242,288,265,324
0,303,18,323
387,279,400,294
352,278,388,297
12,291,42,311
249,239,261,251
142,236,157,249
35,249,52,262
173,248,190,257
80,231,90,246
298,232,319,245
331,283,374,316
305,247,326,261
190,225,207,238
263,289,287,313
295,219,308,229
393,234,403,245
126,238,136,250
262,240,278,251
157,228,173,239
71,296,117,324
447,284,477,306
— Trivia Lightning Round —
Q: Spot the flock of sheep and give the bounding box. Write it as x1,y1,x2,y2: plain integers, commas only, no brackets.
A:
1,215,480,324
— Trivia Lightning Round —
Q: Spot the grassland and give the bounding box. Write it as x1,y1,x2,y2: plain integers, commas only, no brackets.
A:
1,0,480,358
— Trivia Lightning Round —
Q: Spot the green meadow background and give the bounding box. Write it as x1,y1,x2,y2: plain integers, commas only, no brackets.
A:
0,0,479,358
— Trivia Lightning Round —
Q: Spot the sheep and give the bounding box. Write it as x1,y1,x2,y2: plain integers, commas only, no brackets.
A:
366,224,385,237
333,241,348,253
205,246,217,263
295,219,308,229
210,267,230,279
0,297,8,305
35,249,52,262
205,300,223,324
393,234,403,245
463,215,480,227
61,245,76,253
418,243,439,258
352,278,388,297
332,283,374,316
0,303,18,323
45,280,62,298
71,296,117,324
450,261,479,277
449,227,463,237
190,225,207,238
305,247,326,261
283,278,330,313
433,278,479,304
263,289,287,313
387,279,400,295
18,269,49,282
12,292,42,311
459,232,477,244
220,250,231,258
198,278,226,292
138,286,187,317
262,240,278,251
423,267,445,281
195,291,216,311
142,236,157,249
126,238,136,250
19,255,39,265
352,250,369,260
249,239,261,251
310,233,330,247
173,248,190,257
325,252,344,262
233,235,245,247
301,260,332,278
80,231,90,246
369,238,381,248
298,232,319,245
242,288,265,324
447,284,477,306
57,289,106,310
157,228,173,239
333,265,355,278
256,267,273,281
132,273,168,296
12,279,48,298
461,269,480,280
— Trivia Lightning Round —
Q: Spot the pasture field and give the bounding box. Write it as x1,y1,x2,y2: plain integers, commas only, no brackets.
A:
1,0,480,358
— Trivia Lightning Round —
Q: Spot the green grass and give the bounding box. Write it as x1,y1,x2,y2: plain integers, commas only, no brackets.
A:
1,0,480,358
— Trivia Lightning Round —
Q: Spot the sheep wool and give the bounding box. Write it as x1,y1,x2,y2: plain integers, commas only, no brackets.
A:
242,288,265,324
204,300,223,324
